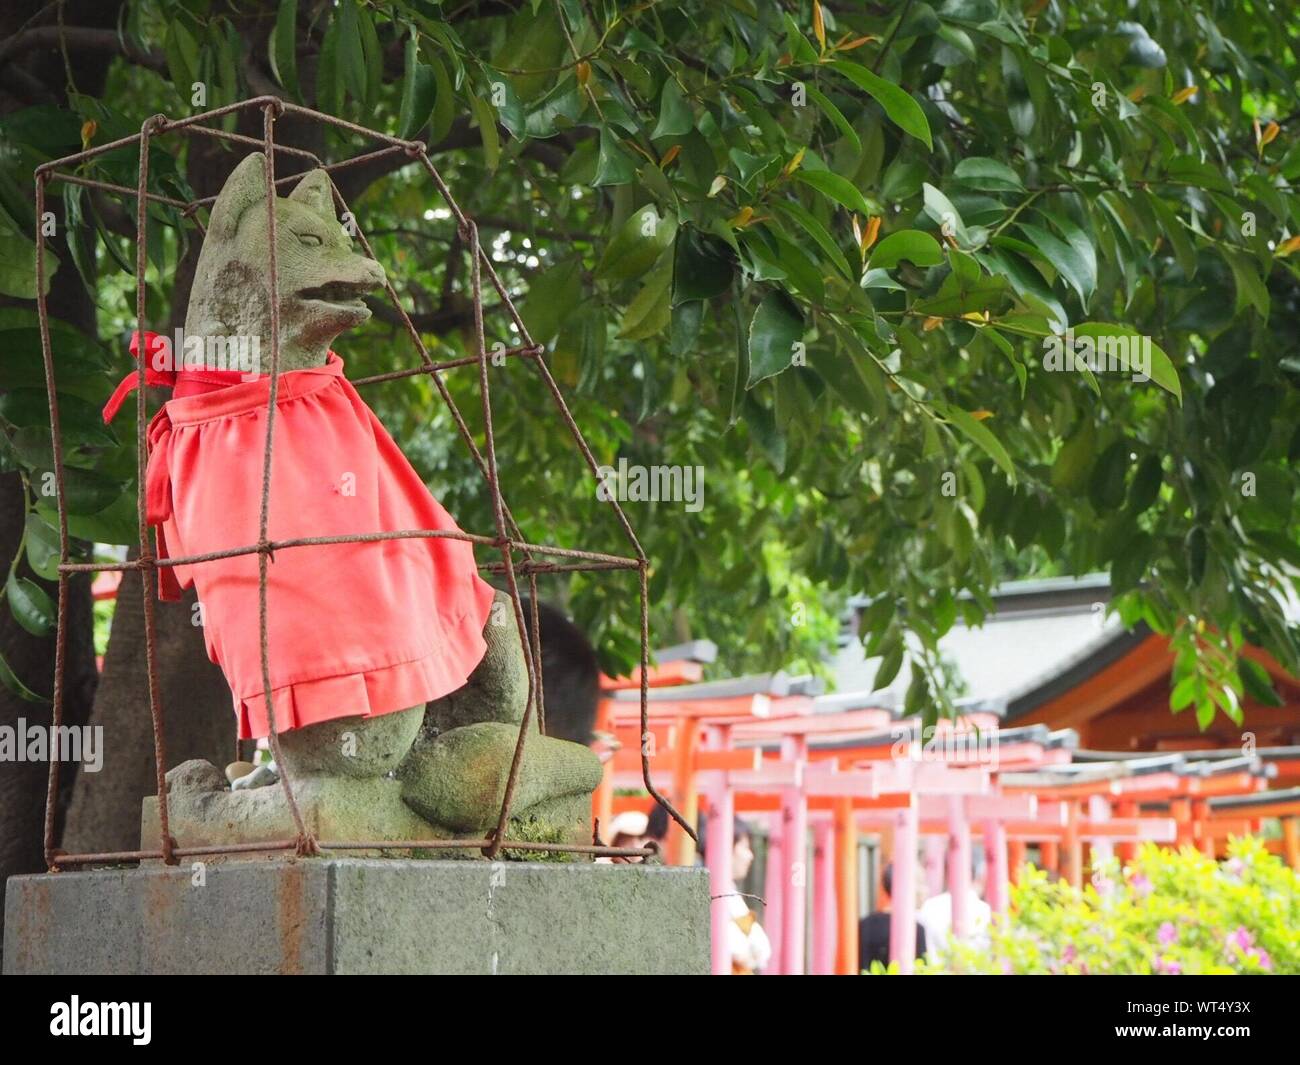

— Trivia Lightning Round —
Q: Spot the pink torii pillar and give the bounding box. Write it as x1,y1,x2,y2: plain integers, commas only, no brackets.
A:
889,802,919,973
762,814,785,975
779,735,809,975
1088,794,1114,870
948,795,972,940
708,784,736,974
812,820,837,975
983,819,1010,915
703,724,737,975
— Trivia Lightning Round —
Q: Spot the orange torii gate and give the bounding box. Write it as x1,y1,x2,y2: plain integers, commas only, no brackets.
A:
595,669,1292,974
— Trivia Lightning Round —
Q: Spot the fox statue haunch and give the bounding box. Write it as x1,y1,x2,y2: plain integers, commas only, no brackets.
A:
146,152,600,844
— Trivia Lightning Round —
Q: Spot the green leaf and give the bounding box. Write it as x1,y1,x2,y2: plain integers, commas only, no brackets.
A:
870,229,944,270
0,648,48,703
1051,419,1096,491
619,254,673,341
37,491,136,546
337,0,367,105
1222,248,1270,317
427,55,455,145
483,69,526,140
829,61,932,150
673,227,734,304
873,638,904,690
1019,221,1095,306
1069,323,1181,402
953,157,1024,193
315,14,342,116
1171,673,1200,712
740,393,786,471
36,466,120,515
1144,192,1196,278
771,199,853,280
6,573,54,637
670,300,703,357
652,78,694,138
268,0,300,100
795,169,872,218
811,325,886,415
521,259,584,345
880,158,926,202
61,184,95,295
1239,658,1284,708
940,405,1016,483
525,76,586,139
729,148,775,189
593,128,637,187
747,290,804,387
0,389,116,448
728,281,749,427
397,32,437,140
25,513,60,581
1089,439,1130,511
922,183,970,247
596,206,677,282
0,204,56,299
806,85,861,156
164,19,200,90
469,92,500,170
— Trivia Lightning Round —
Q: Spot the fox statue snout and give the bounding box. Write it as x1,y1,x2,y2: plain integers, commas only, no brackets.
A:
184,152,386,372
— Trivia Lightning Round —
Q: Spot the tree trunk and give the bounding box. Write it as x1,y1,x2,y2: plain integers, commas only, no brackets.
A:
0,0,115,952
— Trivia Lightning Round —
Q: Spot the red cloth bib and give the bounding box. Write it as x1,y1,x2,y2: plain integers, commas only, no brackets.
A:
115,342,494,739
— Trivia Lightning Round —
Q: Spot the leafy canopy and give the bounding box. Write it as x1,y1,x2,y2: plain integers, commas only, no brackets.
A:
2,0,1300,727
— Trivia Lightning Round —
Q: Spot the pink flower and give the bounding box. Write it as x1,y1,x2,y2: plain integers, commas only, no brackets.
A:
1130,873,1153,898
1227,926,1254,952
1157,921,1178,946
1156,956,1182,975
1062,944,1077,964
1251,948,1272,972
1224,858,1245,878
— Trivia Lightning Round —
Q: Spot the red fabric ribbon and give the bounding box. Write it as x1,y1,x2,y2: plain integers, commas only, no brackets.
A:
102,331,175,423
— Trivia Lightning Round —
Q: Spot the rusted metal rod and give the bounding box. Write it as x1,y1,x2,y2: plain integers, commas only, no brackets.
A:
31,94,694,869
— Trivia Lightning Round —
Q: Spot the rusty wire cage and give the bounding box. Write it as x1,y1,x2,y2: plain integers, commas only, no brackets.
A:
33,95,693,869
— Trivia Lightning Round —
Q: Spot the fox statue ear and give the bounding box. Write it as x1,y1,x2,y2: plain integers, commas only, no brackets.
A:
208,152,269,240
288,169,335,222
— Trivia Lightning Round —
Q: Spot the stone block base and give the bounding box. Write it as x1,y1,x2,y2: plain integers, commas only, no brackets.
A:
3,859,709,974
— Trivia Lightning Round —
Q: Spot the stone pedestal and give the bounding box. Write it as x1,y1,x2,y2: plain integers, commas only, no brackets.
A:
3,859,709,975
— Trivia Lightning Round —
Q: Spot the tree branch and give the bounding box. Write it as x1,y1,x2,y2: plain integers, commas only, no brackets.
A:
0,24,166,73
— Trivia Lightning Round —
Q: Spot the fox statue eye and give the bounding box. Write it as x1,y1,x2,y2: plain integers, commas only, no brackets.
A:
297,233,323,247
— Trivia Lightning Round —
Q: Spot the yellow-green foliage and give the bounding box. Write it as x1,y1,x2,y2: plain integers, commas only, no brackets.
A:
929,838,1300,975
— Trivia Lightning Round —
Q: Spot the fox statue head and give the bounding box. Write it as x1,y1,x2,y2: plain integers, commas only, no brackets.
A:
184,152,386,372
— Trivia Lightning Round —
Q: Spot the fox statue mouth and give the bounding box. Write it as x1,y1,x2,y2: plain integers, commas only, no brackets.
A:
294,280,374,312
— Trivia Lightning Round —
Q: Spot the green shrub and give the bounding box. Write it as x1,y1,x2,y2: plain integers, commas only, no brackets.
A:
924,838,1300,975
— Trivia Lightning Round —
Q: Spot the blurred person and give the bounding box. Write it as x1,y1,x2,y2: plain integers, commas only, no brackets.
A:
858,862,927,970
599,809,649,864
918,854,992,961
520,598,600,745
645,801,670,850
704,816,771,974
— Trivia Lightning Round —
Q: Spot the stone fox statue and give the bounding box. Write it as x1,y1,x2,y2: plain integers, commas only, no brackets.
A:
114,152,600,846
